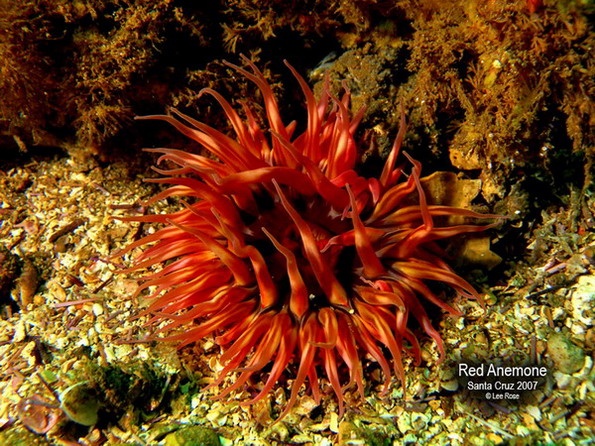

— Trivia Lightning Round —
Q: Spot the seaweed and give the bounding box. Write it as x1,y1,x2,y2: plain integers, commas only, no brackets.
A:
2,0,590,195
0,0,215,155
0,0,63,150
395,0,593,200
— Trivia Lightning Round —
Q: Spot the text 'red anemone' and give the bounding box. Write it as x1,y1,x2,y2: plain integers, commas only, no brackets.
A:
117,56,497,419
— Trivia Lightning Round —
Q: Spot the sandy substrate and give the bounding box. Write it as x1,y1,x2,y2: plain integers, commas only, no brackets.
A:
0,152,593,445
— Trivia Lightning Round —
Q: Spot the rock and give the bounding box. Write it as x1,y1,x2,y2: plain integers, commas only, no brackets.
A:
60,382,100,426
547,332,585,374
164,426,220,446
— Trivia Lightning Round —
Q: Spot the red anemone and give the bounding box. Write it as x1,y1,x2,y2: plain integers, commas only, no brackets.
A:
117,56,497,419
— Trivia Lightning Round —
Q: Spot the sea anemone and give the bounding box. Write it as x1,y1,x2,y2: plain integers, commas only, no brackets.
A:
117,56,497,419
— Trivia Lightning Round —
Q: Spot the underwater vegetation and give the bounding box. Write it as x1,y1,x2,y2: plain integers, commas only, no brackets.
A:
0,0,213,154
116,56,499,418
0,0,591,199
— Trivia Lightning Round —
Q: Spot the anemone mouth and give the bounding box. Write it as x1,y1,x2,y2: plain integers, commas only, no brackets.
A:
116,55,500,419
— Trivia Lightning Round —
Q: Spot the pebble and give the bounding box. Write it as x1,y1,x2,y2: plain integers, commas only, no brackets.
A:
16,260,38,308
570,275,594,328
59,382,100,426
547,332,585,374
164,425,221,446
